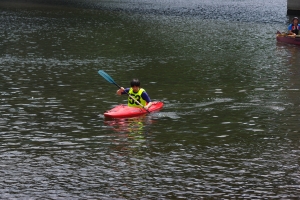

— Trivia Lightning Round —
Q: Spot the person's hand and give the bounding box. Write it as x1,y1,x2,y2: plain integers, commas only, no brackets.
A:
116,87,125,95
144,102,152,110
287,33,296,38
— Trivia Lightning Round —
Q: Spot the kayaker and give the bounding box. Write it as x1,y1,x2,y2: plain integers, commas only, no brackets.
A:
116,78,153,109
288,17,300,35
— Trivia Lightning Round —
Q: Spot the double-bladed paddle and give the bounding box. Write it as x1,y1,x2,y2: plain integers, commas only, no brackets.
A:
98,70,150,113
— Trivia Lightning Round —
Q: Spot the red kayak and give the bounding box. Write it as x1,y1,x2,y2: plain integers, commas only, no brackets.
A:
276,31,300,46
104,101,164,118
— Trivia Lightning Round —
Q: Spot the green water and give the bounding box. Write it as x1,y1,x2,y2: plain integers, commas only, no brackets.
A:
1,0,300,198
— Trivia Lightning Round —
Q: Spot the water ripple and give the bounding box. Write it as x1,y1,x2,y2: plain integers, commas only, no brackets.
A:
1,1,300,198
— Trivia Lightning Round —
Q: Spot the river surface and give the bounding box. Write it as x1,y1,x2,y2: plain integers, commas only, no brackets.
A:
1,0,300,199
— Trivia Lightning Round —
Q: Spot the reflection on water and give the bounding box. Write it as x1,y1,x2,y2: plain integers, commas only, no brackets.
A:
105,116,150,134
103,116,156,158
1,0,300,198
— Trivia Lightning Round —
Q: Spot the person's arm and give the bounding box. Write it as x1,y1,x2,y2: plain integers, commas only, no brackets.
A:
141,91,152,109
144,102,153,110
116,87,124,95
116,87,129,95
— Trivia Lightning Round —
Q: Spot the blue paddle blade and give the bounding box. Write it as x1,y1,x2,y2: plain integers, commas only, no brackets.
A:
98,70,115,84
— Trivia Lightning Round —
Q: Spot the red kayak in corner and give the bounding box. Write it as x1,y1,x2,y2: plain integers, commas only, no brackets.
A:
104,101,164,118
276,30,300,46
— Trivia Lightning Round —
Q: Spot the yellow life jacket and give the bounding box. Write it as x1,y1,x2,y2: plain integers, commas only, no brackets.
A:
128,88,146,108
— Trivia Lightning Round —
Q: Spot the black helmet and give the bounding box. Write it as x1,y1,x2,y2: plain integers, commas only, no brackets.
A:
130,78,140,87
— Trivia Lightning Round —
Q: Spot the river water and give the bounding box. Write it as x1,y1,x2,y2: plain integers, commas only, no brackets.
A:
1,0,300,199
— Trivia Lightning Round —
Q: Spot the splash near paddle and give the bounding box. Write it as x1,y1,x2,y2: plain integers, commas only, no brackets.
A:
98,70,164,118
